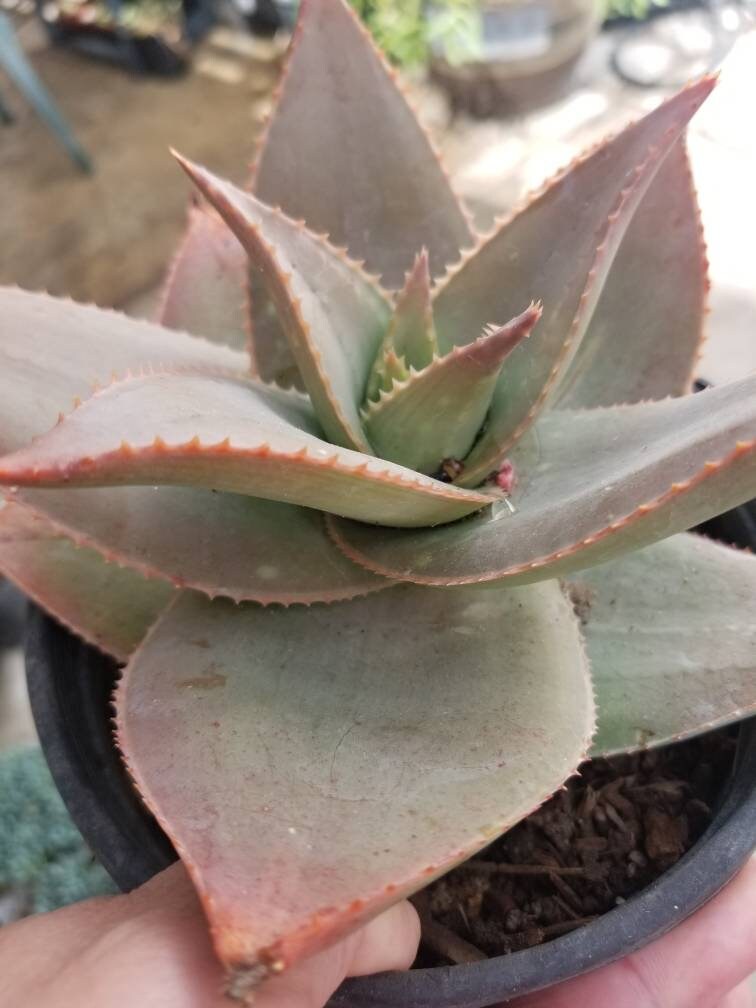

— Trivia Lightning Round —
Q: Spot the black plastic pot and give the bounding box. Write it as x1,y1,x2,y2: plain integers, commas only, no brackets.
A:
25,498,756,1008
0,578,26,650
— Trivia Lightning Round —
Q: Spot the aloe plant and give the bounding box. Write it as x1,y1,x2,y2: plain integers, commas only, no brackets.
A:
1,0,755,997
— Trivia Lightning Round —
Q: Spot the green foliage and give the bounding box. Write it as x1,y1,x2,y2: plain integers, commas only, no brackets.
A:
0,747,115,914
349,0,481,66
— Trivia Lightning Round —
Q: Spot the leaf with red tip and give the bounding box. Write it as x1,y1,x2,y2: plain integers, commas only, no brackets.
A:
0,288,391,604
0,286,247,457
329,377,756,583
178,156,392,453
557,141,708,408
365,250,437,402
158,204,252,357
0,500,172,660
364,305,541,475
15,489,389,605
577,534,756,756
0,373,491,527
432,77,716,488
250,0,472,287
116,580,593,983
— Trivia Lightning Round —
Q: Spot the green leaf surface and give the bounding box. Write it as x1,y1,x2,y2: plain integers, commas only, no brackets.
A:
157,204,251,356
0,373,492,527
557,141,708,408
329,377,756,583
0,287,247,456
250,0,472,287
575,534,756,756
0,288,391,603
16,490,389,605
0,500,171,660
116,580,593,980
247,270,302,388
364,305,541,475
432,77,716,488
179,156,392,453
365,250,438,401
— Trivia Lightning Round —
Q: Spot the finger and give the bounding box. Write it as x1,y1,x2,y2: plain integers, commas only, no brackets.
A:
717,980,755,1008
253,900,420,1008
513,856,756,1008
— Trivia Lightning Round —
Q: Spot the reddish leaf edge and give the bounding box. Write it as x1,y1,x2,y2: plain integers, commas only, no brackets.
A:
112,585,595,997
156,200,257,375
326,438,756,584
244,0,476,270
0,499,168,662
7,492,394,607
444,75,717,487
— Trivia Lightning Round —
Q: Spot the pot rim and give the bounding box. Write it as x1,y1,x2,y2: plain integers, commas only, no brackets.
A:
25,605,756,1008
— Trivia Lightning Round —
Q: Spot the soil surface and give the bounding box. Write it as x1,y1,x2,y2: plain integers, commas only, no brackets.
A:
413,729,736,966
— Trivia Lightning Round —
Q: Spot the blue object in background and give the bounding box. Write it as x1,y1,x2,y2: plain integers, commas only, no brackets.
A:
0,12,91,172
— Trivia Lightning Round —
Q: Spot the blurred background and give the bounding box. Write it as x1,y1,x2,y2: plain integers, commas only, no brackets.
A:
1,0,755,924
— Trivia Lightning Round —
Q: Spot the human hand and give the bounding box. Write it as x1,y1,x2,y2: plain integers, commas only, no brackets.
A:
1,857,754,1008
0,862,420,1008
511,855,756,1008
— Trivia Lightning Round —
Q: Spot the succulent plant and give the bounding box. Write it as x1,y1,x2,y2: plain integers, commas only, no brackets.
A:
1,0,755,997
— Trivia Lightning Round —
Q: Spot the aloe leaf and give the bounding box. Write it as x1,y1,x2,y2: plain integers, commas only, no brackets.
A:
365,347,410,405
0,286,247,456
248,271,302,388
0,288,391,603
178,156,392,453
328,377,756,583
17,490,389,605
0,500,172,660
116,580,593,983
432,77,716,488
364,305,541,475
557,141,708,408
0,372,491,527
158,204,251,357
365,250,437,402
575,534,756,756
250,0,472,287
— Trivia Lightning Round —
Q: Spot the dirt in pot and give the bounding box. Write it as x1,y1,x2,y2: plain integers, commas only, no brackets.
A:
412,729,736,966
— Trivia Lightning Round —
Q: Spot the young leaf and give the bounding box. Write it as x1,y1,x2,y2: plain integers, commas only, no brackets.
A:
0,373,492,528
365,250,437,402
17,490,390,605
557,141,708,408
575,534,756,756
158,203,251,357
0,500,172,660
364,305,541,475
116,580,593,984
432,76,716,488
178,156,392,453
251,0,472,286
0,287,247,456
329,376,756,583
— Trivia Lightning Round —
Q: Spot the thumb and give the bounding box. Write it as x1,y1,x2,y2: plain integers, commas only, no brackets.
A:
512,856,756,1008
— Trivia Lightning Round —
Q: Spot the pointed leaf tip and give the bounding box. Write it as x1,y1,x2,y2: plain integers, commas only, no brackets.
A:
365,248,438,402
117,580,593,976
251,0,472,286
365,305,541,476
176,155,392,453
433,74,717,488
